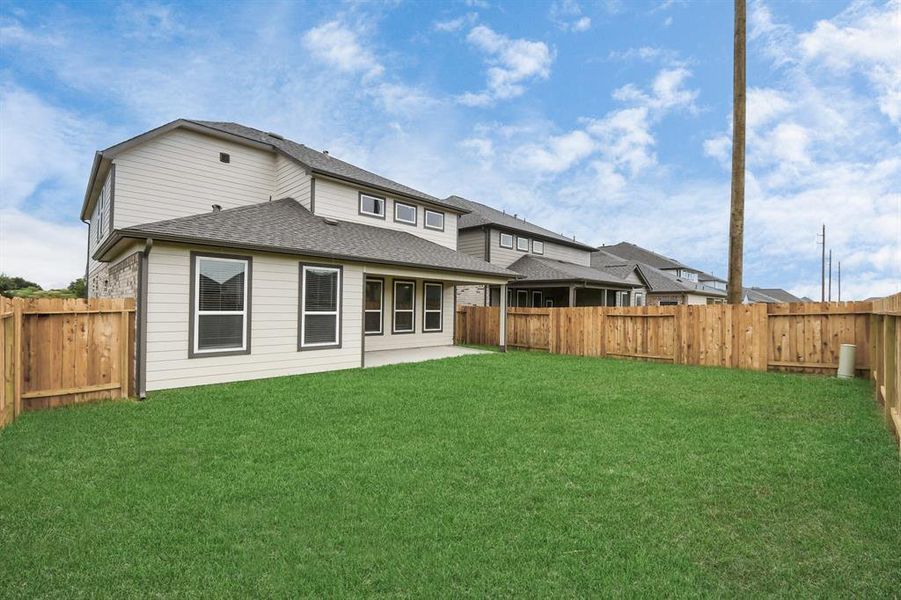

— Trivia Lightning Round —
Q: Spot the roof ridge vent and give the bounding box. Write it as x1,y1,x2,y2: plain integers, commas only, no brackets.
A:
322,150,329,155
267,131,284,140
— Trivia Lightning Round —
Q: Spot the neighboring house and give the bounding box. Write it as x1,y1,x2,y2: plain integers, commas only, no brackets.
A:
596,242,728,290
448,195,643,307
742,287,803,304
591,249,727,306
81,119,515,394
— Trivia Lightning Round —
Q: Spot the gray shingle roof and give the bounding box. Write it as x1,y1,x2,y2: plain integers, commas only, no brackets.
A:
591,250,727,296
115,199,515,278
508,255,636,287
187,121,465,213
445,195,596,251
745,288,802,303
597,241,688,270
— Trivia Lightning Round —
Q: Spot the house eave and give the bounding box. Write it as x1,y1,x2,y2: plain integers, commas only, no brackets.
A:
97,230,517,281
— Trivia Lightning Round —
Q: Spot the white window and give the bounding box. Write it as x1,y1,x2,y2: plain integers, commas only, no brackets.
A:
516,237,530,252
394,202,417,225
532,291,542,307
679,269,698,282
545,299,554,307
300,265,341,348
532,240,544,254
95,188,106,243
616,290,630,307
365,278,383,335
192,255,250,356
359,193,385,218
424,209,445,231
499,233,514,249
516,290,529,307
423,282,443,332
633,291,646,306
393,280,415,333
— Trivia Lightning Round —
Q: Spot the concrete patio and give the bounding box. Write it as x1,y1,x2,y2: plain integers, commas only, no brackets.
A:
364,345,490,368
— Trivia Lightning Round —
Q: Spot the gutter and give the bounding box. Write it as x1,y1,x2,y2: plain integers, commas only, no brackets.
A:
136,238,153,399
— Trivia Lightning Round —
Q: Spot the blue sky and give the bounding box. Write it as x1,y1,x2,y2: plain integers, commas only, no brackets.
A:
1,0,898,298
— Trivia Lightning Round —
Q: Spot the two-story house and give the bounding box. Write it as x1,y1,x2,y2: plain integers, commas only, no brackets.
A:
81,120,515,395
447,196,644,307
592,242,727,305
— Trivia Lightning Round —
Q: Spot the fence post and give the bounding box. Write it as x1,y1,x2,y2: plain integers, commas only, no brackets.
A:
12,298,22,419
120,308,130,398
883,316,896,424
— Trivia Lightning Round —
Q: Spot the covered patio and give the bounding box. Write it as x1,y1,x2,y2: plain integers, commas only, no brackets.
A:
364,345,489,368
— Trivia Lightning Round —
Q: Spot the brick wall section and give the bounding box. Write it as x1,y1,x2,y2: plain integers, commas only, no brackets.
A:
456,284,487,306
89,252,140,299
648,293,684,306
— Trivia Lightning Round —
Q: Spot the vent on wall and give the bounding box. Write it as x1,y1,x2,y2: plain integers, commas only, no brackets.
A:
219,152,230,163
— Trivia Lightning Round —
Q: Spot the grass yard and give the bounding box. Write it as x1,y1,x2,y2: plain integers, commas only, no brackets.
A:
1,352,899,597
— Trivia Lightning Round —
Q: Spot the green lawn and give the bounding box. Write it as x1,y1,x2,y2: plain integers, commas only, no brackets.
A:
1,352,899,598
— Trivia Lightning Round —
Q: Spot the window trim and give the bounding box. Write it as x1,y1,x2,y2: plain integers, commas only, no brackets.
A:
393,201,417,226
532,240,544,255
516,289,529,307
422,281,443,333
364,277,384,336
392,279,416,334
516,236,530,252
298,263,343,350
358,192,386,219
424,209,445,231
188,252,253,359
545,299,554,307
532,291,542,307
499,232,514,249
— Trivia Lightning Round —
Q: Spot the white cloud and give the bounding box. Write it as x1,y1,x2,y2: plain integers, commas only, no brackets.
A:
302,21,384,79
799,0,901,127
458,25,553,105
0,208,86,288
549,0,592,32
512,130,595,173
433,13,478,33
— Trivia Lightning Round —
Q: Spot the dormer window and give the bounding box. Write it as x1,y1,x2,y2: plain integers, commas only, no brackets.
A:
359,193,386,218
516,236,529,252
532,240,544,255
499,233,514,249
679,269,698,282
424,209,445,231
394,201,417,225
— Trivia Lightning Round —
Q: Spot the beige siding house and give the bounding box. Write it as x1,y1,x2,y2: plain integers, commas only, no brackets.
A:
81,120,514,394
446,195,642,308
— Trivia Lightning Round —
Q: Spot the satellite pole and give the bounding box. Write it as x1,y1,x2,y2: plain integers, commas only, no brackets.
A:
828,250,832,302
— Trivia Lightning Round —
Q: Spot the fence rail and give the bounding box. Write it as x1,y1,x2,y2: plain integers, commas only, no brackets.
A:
0,297,135,429
456,296,901,448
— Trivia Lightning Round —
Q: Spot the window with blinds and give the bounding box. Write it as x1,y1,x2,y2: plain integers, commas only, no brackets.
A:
300,265,341,348
193,256,249,354
423,282,442,332
393,280,415,333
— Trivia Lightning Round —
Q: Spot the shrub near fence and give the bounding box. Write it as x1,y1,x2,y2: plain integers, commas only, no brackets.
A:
0,296,135,429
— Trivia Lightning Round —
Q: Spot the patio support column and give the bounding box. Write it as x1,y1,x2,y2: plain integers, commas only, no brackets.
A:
499,284,507,352
568,285,576,307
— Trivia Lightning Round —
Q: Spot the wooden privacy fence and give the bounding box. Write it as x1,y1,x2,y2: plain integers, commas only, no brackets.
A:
457,301,872,373
0,297,135,429
871,293,900,445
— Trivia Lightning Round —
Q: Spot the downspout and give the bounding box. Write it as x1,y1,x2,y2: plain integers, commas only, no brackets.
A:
81,219,90,297
136,238,153,399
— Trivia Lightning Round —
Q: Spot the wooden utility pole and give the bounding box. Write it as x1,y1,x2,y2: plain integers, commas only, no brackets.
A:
726,0,746,304
820,224,826,302
828,250,832,301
